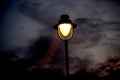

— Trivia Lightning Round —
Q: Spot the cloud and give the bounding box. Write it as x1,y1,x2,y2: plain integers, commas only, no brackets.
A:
0,0,120,75
19,0,120,23
70,17,120,58
40,17,120,74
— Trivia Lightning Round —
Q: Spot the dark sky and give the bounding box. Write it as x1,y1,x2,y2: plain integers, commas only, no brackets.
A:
0,0,120,74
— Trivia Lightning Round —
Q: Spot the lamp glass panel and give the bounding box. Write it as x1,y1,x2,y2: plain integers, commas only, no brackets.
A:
58,23,73,40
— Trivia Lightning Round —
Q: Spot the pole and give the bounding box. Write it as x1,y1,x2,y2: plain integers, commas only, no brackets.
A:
65,40,69,80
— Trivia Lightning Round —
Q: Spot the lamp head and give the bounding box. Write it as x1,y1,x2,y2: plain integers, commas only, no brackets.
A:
53,14,77,40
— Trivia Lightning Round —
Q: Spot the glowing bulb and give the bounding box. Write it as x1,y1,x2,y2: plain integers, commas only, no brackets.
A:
59,23,72,36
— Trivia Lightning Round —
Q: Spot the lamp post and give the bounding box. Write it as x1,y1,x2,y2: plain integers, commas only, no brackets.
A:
53,15,77,79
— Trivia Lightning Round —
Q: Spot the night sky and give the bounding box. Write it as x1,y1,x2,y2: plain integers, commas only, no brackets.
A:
0,0,120,80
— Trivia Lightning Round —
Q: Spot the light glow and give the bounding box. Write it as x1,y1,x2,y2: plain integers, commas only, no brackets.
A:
59,23,72,36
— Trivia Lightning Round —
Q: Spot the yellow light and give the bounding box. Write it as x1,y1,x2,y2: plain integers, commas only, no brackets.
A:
58,23,73,40
59,23,72,36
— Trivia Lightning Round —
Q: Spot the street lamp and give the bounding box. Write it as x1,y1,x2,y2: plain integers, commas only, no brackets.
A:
54,15,76,40
53,14,77,79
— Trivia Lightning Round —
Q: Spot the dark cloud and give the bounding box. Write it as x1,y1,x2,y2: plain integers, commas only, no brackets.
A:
95,0,120,5
19,1,44,23
19,1,59,28
73,18,120,47
0,0,12,15
30,36,53,61
65,18,120,73
0,0,120,78
33,17,120,74
110,0,120,4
